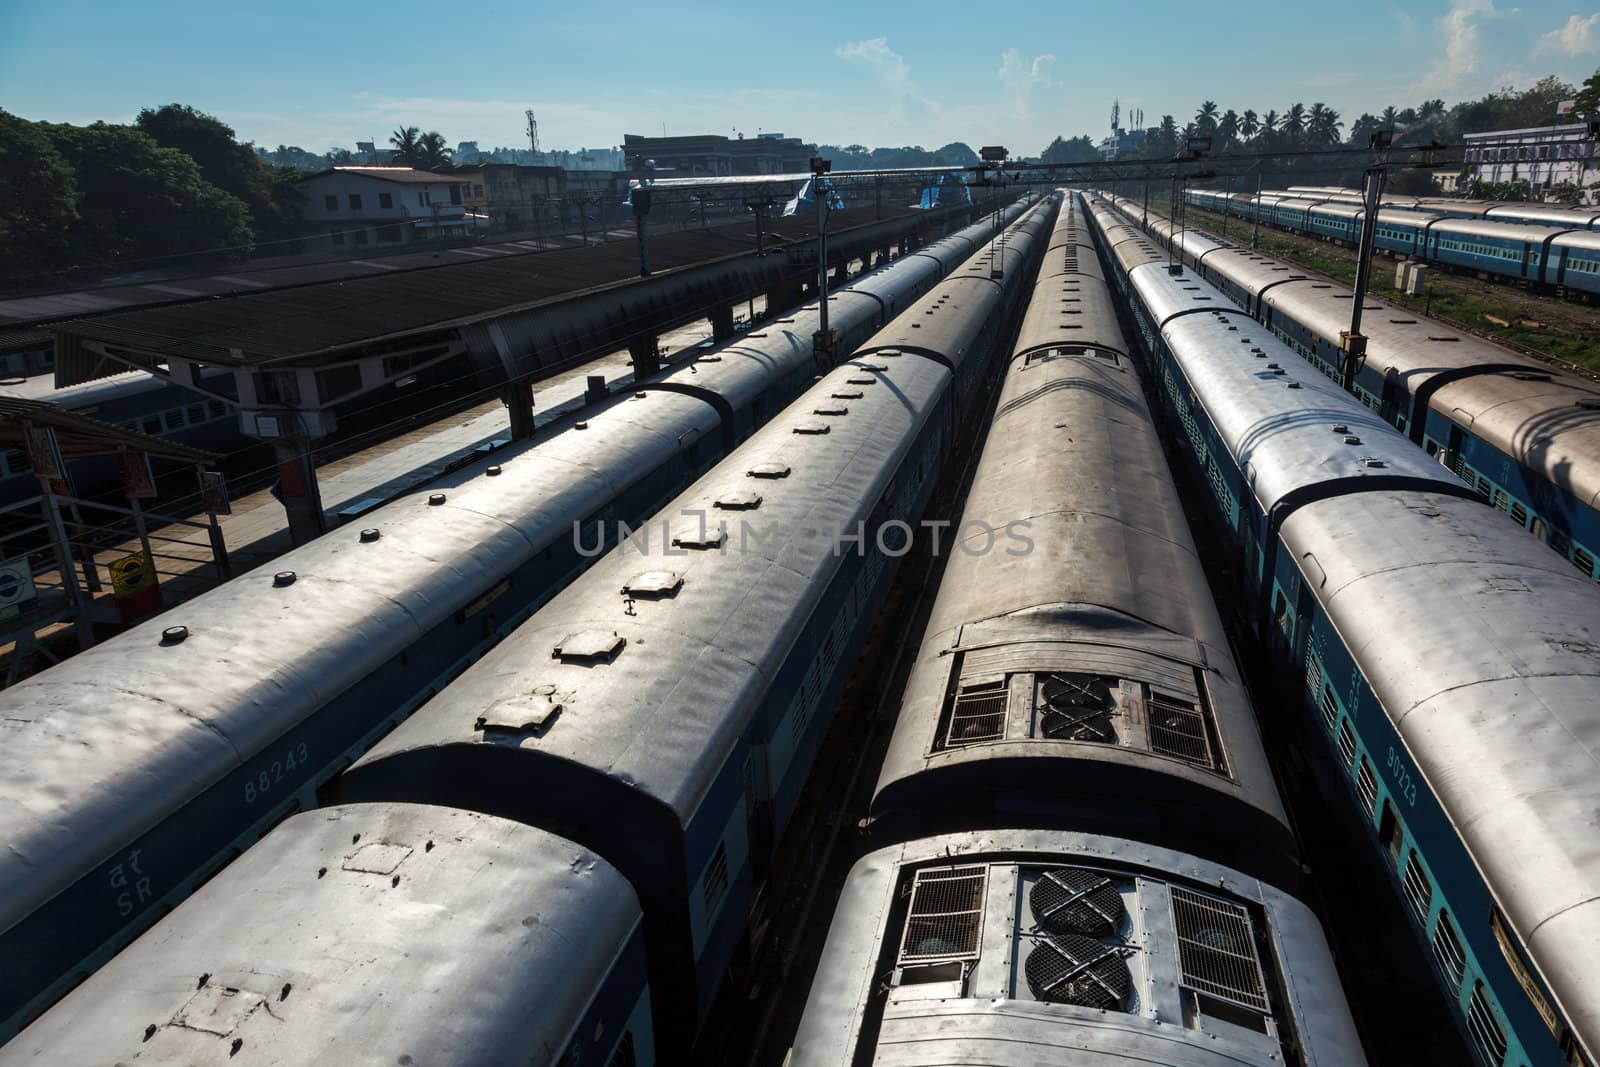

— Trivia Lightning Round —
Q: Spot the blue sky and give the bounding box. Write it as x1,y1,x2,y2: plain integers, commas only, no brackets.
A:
2,1,1597,155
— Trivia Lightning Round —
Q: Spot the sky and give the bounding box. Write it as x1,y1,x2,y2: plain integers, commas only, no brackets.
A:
2,0,1598,156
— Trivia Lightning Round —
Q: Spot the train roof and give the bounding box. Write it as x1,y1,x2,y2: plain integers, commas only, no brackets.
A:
1428,216,1578,242
0,382,724,933
875,197,1290,858
339,234,1037,824
0,805,642,1065
789,829,1365,1067
1279,489,1600,1061
1124,261,1460,513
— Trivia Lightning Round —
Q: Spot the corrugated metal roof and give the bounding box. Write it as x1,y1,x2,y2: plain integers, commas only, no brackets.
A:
52,205,933,368
0,396,219,462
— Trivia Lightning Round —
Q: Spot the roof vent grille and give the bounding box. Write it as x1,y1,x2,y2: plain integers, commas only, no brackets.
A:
1024,934,1133,1010
1029,867,1126,936
1170,886,1271,1013
1039,673,1116,743
945,680,1008,747
897,865,988,964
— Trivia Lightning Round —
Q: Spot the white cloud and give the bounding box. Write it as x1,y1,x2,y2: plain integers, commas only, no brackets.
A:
1537,12,1600,55
834,37,913,90
1410,0,1501,96
997,48,1057,114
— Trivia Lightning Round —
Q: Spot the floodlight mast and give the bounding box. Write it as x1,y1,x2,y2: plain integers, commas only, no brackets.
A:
811,156,836,369
1341,130,1395,390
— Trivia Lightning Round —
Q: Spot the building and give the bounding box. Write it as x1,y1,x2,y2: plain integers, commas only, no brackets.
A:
295,166,487,251
451,164,566,232
1096,126,1149,161
1460,123,1600,202
622,132,814,177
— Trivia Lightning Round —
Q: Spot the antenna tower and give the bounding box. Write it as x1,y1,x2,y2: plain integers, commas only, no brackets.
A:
525,110,540,156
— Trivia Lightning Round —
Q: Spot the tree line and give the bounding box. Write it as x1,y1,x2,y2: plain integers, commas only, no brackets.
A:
1036,67,1600,202
1,104,304,287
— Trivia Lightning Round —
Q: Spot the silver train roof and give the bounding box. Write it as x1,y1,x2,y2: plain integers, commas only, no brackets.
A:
0,804,641,1066
345,208,1052,824
789,829,1366,1067
876,194,1287,830
1123,260,1458,513
1118,198,1600,511
0,210,1023,936
1281,490,1600,1059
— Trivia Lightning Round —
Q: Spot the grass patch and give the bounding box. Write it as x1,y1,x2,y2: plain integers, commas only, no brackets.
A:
1140,196,1600,372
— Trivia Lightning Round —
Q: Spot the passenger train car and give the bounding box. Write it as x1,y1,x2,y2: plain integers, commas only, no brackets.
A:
1088,192,1600,1067
0,201,1032,1042
1184,187,1600,295
0,200,1054,1063
0,368,243,504
788,192,1367,1066
1105,192,1600,581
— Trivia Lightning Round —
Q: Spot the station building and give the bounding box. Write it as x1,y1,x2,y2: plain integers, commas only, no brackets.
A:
1460,123,1600,202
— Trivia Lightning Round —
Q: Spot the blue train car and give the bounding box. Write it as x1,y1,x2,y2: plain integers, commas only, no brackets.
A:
1087,193,1600,1067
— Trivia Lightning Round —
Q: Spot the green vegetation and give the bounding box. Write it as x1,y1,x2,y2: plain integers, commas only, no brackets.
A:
0,109,258,286
1152,195,1600,371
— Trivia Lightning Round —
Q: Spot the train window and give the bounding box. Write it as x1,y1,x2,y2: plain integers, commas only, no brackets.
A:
1401,850,1433,925
1335,720,1357,769
1491,907,1561,1035
185,404,205,424
141,416,161,435
897,865,987,964
206,400,226,420
1431,910,1468,989
1509,502,1529,527
1476,476,1493,499
163,410,185,432
1492,489,1510,513
1467,982,1511,1066
1355,756,1379,815
701,842,730,918
1378,801,1403,862
1574,546,1597,578
1320,684,1339,733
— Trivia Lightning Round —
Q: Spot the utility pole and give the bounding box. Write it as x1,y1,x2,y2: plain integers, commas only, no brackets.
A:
1142,181,1150,227
1251,169,1263,249
1340,131,1395,391
810,157,836,370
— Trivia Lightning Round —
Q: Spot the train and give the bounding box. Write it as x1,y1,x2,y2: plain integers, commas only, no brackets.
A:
0,199,1032,1041
787,191,1367,1065
1181,187,1600,296
0,368,244,504
1102,191,1600,583
1086,192,1600,1067
1282,185,1600,230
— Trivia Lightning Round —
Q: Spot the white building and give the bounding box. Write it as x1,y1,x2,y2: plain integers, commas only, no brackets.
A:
295,167,488,252
1461,123,1600,202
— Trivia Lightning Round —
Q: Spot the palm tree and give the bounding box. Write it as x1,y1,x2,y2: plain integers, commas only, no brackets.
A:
1283,103,1307,146
417,131,452,172
1380,105,1399,131
1419,98,1446,124
1240,110,1260,140
1156,114,1179,157
1260,109,1279,134
1195,100,1220,134
1308,102,1342,145
389,126,423,166
1218,109,1240,149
